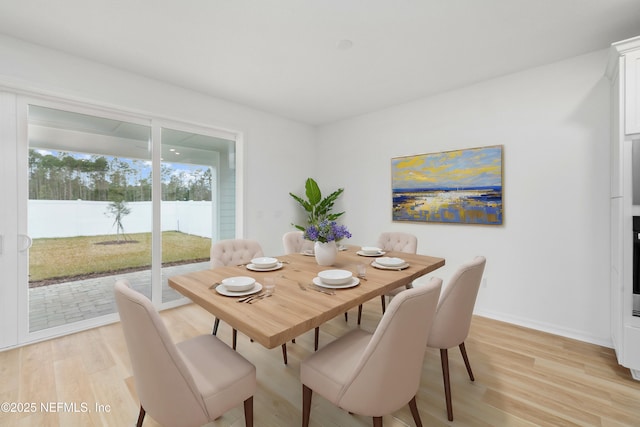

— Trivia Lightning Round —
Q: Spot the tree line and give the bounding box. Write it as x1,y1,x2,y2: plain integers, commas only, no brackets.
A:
29,150,212,202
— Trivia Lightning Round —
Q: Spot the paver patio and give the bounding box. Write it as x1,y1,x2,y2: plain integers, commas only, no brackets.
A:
28,262,210,331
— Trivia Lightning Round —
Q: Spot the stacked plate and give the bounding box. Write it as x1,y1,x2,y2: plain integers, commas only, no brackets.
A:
246,257,283,271
357,246,385,257
372,257,409,270
313,269,360,289
216,276,262,296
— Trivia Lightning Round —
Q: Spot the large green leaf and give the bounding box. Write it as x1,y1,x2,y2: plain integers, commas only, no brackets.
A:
305,178,322,205
289,192,312,212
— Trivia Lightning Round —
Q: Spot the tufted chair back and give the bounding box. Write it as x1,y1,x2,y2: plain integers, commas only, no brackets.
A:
210,239,264,268
376,232,418,254
282,231,315,254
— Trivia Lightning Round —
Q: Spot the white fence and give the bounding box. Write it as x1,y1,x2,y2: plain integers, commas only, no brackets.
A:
28,200,213,239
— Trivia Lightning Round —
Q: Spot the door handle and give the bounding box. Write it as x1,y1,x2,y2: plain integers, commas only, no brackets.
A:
18,234,32,252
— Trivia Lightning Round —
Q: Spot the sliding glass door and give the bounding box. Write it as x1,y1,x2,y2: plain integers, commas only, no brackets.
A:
16,99,238,343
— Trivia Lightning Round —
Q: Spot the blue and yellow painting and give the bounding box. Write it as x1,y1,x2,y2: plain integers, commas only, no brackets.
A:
392,145,503,225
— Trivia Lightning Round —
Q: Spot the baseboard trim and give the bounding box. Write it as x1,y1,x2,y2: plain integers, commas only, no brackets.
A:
473,309,613,348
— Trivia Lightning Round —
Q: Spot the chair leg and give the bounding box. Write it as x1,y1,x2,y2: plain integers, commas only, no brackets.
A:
408,396,423,427
243,396,253,427
281,343,288,364
459,342,475,381
373,416,383,427
212,318,220,335
302,385,313,427
357,304,363,325
314,327,319,351
439,348,454,421
345,312,348,321
136,405,145,427
380,295,386,313
232,329,238,350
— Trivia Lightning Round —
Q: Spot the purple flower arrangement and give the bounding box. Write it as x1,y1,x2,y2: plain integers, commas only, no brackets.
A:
304,219,351,243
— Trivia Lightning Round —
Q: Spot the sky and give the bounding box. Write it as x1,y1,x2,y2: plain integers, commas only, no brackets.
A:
391,145,502,190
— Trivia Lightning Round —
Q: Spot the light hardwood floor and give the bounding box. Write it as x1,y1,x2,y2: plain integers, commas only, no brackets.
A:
1,300,639,427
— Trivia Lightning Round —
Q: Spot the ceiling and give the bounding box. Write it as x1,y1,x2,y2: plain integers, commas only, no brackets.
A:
1,0,639,125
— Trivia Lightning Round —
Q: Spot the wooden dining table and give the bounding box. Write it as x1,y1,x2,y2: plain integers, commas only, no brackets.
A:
168,245,445,350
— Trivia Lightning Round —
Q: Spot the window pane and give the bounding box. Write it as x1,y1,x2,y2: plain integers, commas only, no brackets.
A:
160,127,235,303
27,105,151,331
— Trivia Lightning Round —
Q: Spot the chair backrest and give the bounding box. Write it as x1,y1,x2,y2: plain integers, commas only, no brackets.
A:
210,239,264,268
376,232,418,254
282,231,314,254
427,256,486,349
114,279,209,427
337,277,442,416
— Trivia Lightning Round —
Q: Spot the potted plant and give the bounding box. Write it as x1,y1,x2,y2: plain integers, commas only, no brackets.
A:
289,178,345,230
290,178,350,265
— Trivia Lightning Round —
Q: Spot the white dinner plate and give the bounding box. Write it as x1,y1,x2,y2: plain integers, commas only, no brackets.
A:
371,261,410,270
312,276,360,289
250,257,279,269
215,282,263,297
318,269,353,285
375,257,406,267
357,250,386,257
302,250,315,256
246,262,284,272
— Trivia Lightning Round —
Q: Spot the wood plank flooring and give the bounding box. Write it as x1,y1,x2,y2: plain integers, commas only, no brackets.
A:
1,300,639,426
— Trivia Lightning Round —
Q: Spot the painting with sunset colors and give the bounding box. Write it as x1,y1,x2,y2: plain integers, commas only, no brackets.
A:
392,145,503,225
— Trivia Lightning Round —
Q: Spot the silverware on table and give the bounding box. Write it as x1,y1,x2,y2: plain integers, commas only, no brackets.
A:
237,292,263,303
248,293,272,303
307,285,335,295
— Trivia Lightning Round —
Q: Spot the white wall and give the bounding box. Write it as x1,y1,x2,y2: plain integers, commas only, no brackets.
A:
0,34,316,256
317,49,612,346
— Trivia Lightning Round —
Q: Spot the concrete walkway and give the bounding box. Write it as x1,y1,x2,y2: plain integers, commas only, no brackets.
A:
28,262,210,332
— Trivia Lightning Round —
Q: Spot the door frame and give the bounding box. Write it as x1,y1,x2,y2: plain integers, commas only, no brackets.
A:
10,94,244,347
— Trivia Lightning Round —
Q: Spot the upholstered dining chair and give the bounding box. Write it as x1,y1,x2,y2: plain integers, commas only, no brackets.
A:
427,256,486,421
210,238,264,269
210,238,264,349
378,231,418,313
114,279,256,427
301,277,443,427
282,231,321,351
350,231,418,325
211,238,297,364
282,230,314,255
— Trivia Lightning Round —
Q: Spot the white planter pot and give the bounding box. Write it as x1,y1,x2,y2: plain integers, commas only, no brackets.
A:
314,241,337,266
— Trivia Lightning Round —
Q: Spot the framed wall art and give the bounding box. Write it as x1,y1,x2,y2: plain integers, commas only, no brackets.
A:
392,145,503,225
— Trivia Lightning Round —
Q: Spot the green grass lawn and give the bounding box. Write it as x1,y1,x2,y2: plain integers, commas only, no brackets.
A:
29,231,210,283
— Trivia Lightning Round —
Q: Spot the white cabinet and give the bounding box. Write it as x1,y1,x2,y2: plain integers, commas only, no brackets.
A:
608,35,640,380
625,49,640,135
